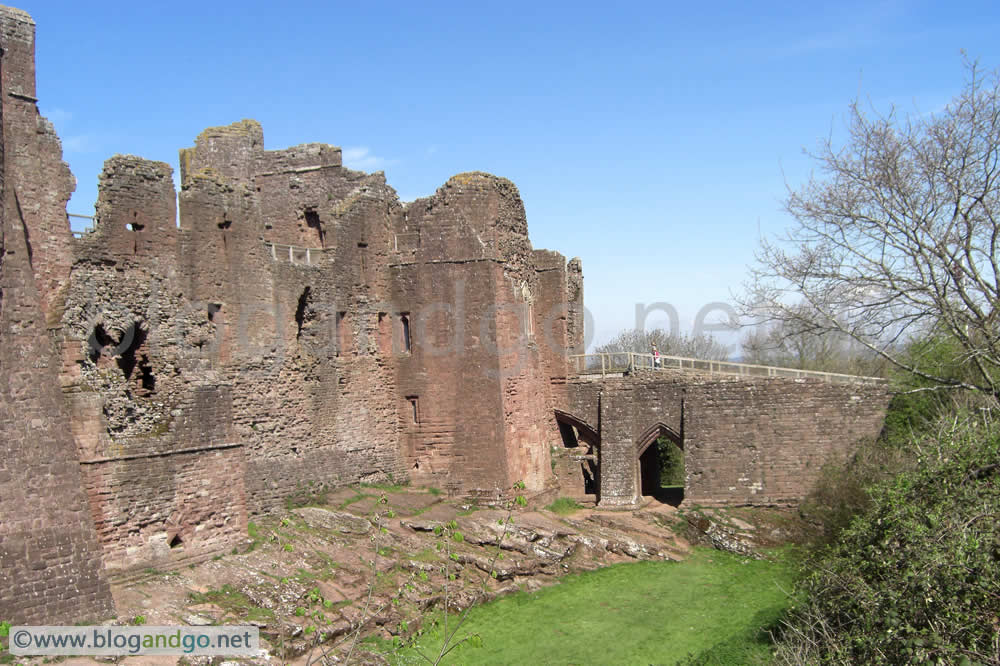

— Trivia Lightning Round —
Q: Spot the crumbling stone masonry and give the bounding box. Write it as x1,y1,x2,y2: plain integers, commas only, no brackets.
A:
0,4,583,619
0,4,890,626
0,6,114,624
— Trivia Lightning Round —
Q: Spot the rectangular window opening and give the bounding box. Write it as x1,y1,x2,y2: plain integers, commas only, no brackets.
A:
336,311,348,356
407,396,419,424
400,313,411,353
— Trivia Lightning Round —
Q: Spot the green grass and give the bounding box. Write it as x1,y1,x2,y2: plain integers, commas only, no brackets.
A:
390,547,792,665
544,497,583,515
359,480,410,492
337,492,375,510
188,584,274,624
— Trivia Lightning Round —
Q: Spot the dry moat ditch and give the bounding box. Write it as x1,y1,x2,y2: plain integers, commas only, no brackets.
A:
6,486,800,665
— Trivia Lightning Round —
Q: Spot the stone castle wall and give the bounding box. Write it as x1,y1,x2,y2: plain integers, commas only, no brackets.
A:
57,119,577,577
0,4,580,615
0,3,890,626
0,6,114,624
8,19,580,582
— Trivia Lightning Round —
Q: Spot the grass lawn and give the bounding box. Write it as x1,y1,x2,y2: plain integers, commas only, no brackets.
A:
382,547,795,665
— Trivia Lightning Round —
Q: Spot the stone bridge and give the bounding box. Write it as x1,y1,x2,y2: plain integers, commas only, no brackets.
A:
551,356,891,507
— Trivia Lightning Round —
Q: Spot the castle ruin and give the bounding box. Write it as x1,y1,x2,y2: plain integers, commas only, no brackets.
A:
0,6,890,626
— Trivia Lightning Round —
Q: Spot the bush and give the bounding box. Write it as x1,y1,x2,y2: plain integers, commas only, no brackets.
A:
797,436,916,548
882,332,993,447
796,329,995,549
776,416,1000,665
657,436,685,487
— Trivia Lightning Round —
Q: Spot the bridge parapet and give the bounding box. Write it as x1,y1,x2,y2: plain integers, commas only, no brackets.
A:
569,352,887,384
555,371,891,509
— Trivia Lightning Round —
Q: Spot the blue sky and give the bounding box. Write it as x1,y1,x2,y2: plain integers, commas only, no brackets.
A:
18,0,1000,352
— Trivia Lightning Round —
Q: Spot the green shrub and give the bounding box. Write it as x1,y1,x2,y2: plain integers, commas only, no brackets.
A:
882,332,992,447
776,416,1000,664
797,436,915,548
657,435,685,487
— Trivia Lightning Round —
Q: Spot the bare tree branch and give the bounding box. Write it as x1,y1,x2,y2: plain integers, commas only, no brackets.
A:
741,60,1000,398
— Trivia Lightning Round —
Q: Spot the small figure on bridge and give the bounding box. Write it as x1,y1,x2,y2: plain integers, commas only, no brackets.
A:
651,344,661,368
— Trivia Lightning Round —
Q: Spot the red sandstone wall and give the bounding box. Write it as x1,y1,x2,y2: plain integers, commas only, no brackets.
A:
3,4,580,594
683,377,890,505
0,15,114,615
392,258,510,493
390,174,559,496
532,249,585,486
563,374,890,507
0,7,75,324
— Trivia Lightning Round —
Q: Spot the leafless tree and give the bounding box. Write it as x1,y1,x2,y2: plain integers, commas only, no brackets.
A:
742,59,1000,396
596,328,730,360
741,305,888,376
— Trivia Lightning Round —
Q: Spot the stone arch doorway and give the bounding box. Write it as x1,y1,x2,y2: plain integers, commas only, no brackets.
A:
636,422,684,506
553,410,600,501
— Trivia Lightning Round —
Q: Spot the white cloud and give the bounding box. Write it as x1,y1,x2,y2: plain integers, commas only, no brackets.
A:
342,146,395,171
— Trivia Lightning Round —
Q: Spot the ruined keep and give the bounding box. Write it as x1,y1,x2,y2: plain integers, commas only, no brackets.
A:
0,6,586,624
0,6,889,626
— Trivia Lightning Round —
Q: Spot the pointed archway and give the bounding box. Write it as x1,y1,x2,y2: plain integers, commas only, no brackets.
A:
636,422,684,505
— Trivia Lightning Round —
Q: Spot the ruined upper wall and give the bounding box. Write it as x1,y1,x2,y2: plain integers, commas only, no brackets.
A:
179,119,263,187
0,6,76,323
399,172,534,271
74,156,177,262
259,142,342,173
0,6,34,99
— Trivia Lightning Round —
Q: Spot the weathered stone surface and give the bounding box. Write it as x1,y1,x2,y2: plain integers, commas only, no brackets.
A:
0,3,891,627
0,6,116,626
293,507,371,535
183,613,214,626
560,373,890,507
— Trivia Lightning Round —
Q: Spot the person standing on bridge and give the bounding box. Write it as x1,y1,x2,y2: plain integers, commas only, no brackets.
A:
651,344,661,368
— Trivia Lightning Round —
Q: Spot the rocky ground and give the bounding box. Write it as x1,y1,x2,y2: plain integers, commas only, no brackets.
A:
7,487,799,665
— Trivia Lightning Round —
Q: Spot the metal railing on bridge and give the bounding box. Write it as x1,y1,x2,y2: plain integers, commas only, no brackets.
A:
568,352,887,384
